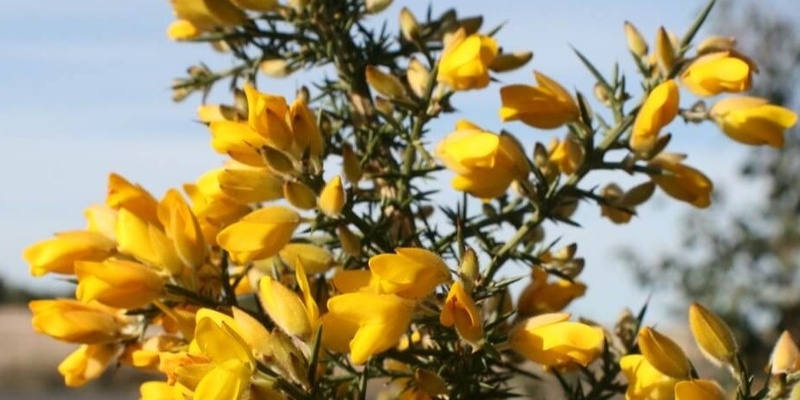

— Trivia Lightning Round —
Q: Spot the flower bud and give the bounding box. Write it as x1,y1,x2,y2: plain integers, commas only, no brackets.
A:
365,0,393,14
337,225,362,258
259,276,313,340
688,302,737,365
262,146,295,175
407,57,431,98
259,59,292,78
697,35,737,55
655,27,676,75
75,260,164,309
399,7,420,42
440,281,483,344
283,180,317,210
674,379,726,400
638,326,691,379
415,369,448,397
342,143,363,184
770,330,800,375
459,247,480,285
366,66,406,99
624,21,648,57
489,51,534,73
319,175,345,217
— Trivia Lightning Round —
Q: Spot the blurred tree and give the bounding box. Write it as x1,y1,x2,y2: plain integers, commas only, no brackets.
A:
626,0,800,370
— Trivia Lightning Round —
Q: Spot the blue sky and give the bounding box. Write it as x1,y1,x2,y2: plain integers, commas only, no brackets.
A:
1,1,790,323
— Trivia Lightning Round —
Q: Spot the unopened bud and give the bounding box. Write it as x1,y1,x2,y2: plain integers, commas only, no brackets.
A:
415,369,448,396
624,21,648,58
365,0,393,14
234,88,248,118
559,258,584,279
770,331,800,375
489,51,533,73
689,302,738,365
337,225,362,258
365,66,406,99
399,7,420,42
342,144,363,184
296,86,310,104
619,181,656,207
655,27,676,75
407,57,431,98
697,35,737,55
374,96,394,116
593,82,612,106
553,243,577,261
283,181,317,210
459,247,480,286
262,146,295,175
318,176,345,217
259,59,292,78
638,327,692,379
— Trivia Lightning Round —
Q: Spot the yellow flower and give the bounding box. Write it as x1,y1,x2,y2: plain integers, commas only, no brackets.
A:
648,153,713,208
166,0,247,41
116,208,183,275
325,292,415,364
209,120,270,167
681,50,756,97
508,313,604,369
499,71,579,129
30,299,125,344
688,302,737,365
770,330,800,375
217,206,300,264
186,169,253,239
159,189,208,270
620,354,678,400
637,327,691,379
217,162,284,204
319,175,345,217
58,343,119,387
75,260,164,309
674,379,725,400
368,248,451,300
436,121,529,199
106,173,160,226
630,80,679,155
709,96,798,148
279,243,335,274
258,274,315,340
179,311,254,400
244,84,293,152
23,231,116,277
549,134,585,175
140,381,182,400
517,268,586,318
288,98,324,158
440,281,483,344
437,28,499,91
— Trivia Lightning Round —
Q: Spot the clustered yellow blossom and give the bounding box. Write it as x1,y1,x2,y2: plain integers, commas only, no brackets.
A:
24,2,800,399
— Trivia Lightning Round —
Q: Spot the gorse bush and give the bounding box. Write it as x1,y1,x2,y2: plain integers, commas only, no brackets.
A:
22,0,800,399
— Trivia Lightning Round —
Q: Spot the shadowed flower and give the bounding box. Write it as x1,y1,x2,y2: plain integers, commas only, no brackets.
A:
637,326,691,379
58,343,119,387
710,96,798,148
30,299,126,344
674,379,725,400
75,260,164,309
648,153,713,208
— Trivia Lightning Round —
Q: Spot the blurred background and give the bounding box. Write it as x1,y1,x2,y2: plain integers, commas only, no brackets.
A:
1,0,798,398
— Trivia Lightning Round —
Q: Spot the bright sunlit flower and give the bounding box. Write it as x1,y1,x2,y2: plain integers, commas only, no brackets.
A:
437,28,499,91
620,354,678,400
637,326,691,379
630,80,679,155
368,247,452,300
509,313,604,369
500,71,579,129
680,50,756,97
23,231,116,277
216,205,300,264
